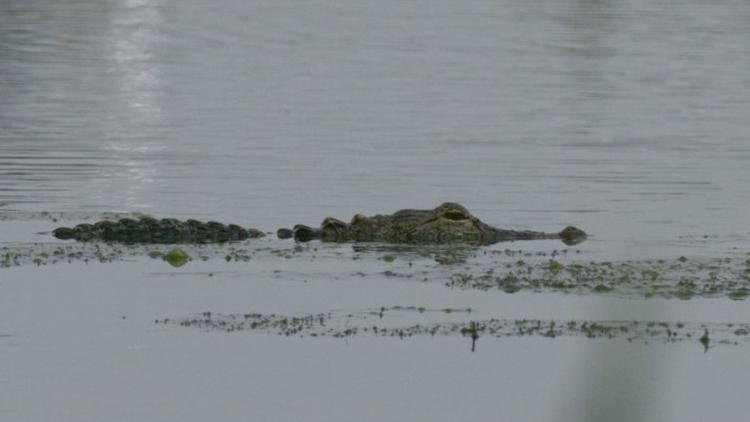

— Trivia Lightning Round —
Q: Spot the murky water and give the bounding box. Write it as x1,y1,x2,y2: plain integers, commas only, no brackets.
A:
2,1,750,421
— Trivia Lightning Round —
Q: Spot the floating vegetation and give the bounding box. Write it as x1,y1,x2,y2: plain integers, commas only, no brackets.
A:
365,305,472,318
158,307,750,350
164,248,190,267
0,241,268,268
2,252,20,267
447,256,750,300
700,329,710,352
2,236,750,302
462,321,480,351
352,243,477,265
450,273,474,286
1,244,121,267
592,284,613,293
728,288,750,301
676,286,695,300
546,259,565,274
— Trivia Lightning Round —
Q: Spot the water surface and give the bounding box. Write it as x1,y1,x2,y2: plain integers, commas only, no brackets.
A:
2,0,750,421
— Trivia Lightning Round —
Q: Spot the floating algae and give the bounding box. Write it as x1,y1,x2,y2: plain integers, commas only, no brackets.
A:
447,256,750,300
700,329,710,352
158,307,750,350
3,237,750,302
0,240,271,268
728,288,750,301
164,248,190,267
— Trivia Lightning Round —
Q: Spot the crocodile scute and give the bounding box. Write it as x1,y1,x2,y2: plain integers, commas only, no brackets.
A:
53,217,263,243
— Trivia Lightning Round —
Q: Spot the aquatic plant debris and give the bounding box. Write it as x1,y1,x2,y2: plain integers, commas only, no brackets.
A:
700,329,710,352
2,239,750,300
447,256,750,300
164,248,190,267
157,307,750,350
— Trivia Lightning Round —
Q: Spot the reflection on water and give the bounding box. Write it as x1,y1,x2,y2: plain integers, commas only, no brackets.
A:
109,0,163,116
0,0,169,210
103,0,165,208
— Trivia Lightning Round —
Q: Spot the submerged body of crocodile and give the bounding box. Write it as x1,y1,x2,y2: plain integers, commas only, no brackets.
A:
278,202,587,246
53,217,263,243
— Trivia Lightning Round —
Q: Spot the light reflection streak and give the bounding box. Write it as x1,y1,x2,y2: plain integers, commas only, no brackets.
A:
103,0,165,209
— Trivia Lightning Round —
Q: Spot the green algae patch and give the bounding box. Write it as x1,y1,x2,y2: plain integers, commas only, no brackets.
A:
502,283,521,294
592,284,613,293
728,288,750,301
450,273,473,287
676,286,695,300
443,255,750,300
546,259,565,274
164,248,190,267
6,235,750,303
700,329,710,352
495,273,521,293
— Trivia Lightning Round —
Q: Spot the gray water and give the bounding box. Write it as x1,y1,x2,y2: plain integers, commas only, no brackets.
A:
2,1,750,421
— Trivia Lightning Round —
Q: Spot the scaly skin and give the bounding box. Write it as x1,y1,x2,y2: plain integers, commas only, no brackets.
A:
278,202,587,245
53,217,263,243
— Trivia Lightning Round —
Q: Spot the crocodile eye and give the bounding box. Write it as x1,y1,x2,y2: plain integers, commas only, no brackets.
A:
443,210,468,221
351,214,367,225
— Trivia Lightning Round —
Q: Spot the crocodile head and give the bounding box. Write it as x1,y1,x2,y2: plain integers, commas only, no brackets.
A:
394,202,499,243
317,202,500,244
284,202,587,245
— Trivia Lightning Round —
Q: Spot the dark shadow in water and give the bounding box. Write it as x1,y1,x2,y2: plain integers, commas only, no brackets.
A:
561,3,664,420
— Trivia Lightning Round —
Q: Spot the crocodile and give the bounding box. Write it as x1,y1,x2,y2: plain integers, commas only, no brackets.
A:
277,202,587,245
53,217,264,243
